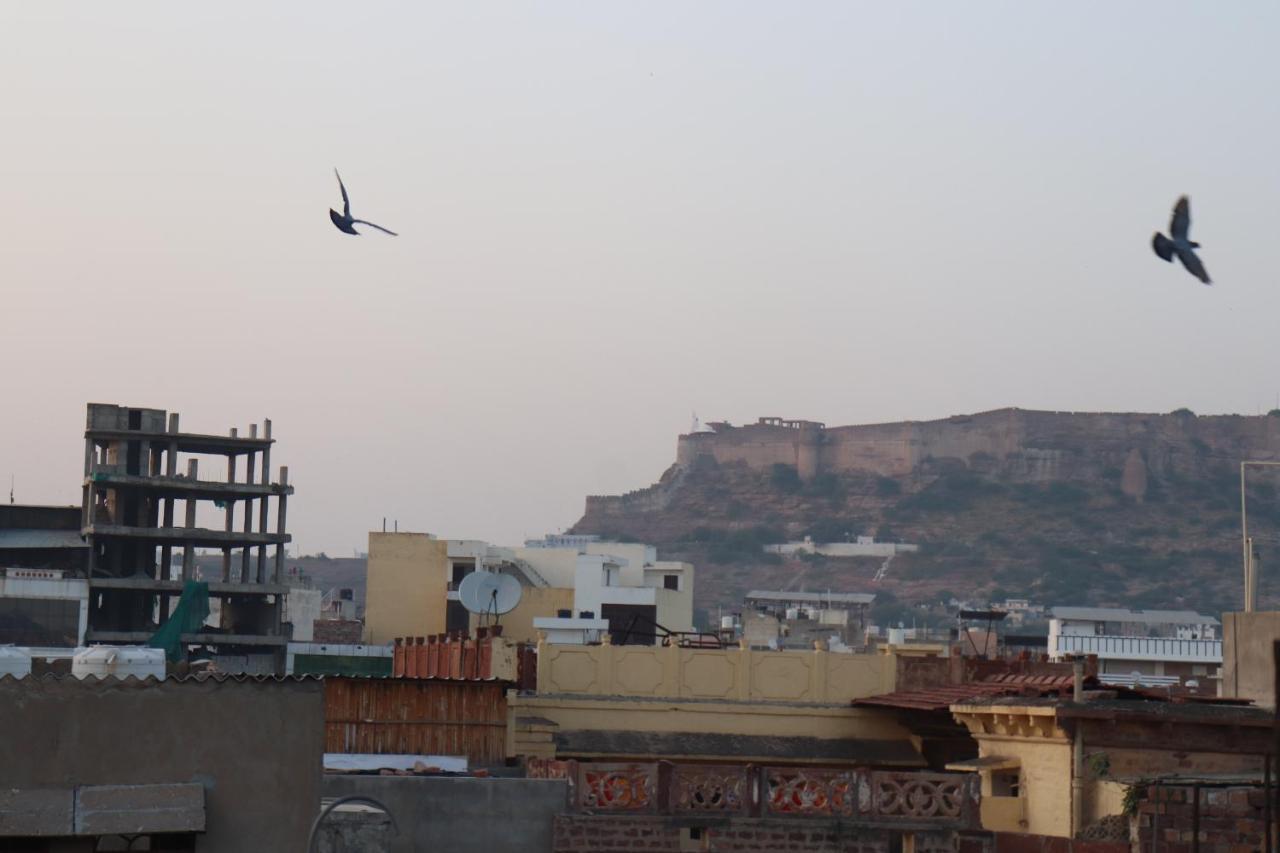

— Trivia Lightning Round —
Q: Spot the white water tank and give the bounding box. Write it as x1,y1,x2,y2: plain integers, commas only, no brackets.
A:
887,627,906,646
785,607,800,621
720,616,736,631
0,646,32,678
72,646,166,680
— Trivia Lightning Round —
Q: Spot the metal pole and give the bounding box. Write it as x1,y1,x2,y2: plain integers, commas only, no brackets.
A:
1240,461,1280,612
1244,462,1251,612
306,795,398,853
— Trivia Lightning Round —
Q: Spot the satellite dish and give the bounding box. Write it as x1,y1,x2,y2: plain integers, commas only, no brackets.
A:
458,571,523,617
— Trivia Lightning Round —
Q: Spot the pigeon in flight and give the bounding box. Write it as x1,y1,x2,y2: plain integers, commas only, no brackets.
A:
329,169,398,236
1151,196,1210,284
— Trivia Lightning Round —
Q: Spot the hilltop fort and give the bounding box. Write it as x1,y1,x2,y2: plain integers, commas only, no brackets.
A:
574,408,1280,615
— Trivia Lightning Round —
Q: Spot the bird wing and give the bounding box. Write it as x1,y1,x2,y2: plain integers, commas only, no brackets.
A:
329,209,357,233
1151,232,1175,262
1176,246,1211,285
352,219,398,237
1170,196,1191,241
334,169,351,218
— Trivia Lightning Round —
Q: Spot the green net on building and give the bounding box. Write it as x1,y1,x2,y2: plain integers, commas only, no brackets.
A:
148,580,211,663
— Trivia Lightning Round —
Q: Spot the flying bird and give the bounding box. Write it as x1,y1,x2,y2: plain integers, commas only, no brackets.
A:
329,170,398,236
1151,196,1210,284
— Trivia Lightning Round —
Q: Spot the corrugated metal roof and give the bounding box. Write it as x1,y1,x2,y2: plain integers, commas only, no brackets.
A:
1050,606,1219,626
0,529,87,549
0,672,321,684
745,590,876,605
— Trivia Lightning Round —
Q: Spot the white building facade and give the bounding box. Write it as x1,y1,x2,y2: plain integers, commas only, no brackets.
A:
1048,606,1221,689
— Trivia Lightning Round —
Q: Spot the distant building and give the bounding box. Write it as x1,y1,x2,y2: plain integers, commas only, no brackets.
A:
81,404,294,673
1047,606,1221,689
993,598,1043,627
742,590,875,650
764,536,920,558
365,531,695,646
0,504,89,651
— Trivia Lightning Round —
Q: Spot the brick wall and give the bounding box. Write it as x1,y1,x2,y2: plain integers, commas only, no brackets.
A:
553,815,962,853
991,833,1126,853
313,618,364,644
1133,783,1270,853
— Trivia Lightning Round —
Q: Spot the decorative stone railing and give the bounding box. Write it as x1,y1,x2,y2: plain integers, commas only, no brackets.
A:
527,758,979,828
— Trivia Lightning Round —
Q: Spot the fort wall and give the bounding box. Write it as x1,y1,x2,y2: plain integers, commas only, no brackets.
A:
676,408,1280,481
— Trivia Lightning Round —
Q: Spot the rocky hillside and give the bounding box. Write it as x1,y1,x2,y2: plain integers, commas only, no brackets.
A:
571,409,1280,621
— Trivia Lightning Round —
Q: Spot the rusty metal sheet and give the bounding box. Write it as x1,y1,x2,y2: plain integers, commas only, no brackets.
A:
323,677,507,765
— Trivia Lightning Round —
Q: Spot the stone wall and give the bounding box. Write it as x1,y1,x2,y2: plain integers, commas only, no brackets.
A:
674,408,1280,482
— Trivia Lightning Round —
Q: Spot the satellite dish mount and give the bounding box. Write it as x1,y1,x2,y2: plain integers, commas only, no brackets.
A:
457,571,523,627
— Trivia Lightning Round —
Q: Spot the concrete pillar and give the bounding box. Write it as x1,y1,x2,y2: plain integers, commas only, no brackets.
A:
182,459,198,581
162,422,178,578
811,639,829,701
241,426,256,583
223,430,237,583
256,420,272,582
274,466,289,583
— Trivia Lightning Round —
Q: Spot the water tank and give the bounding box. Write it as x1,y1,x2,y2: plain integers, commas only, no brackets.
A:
720,616,736,630
785,607,800,621
72,646,166,681
887,627,906,646
0,646,32,678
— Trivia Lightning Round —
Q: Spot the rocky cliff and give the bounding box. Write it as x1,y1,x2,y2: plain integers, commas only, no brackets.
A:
573,408,1280,619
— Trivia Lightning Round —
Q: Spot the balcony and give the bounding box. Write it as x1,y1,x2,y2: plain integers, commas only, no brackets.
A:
529,759,979,828
1051,633,1221,664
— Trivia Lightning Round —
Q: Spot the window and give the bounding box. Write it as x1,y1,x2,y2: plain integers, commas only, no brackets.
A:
0,598,81,646
991,770,1020,797
664,574,680,591
450,562,472,589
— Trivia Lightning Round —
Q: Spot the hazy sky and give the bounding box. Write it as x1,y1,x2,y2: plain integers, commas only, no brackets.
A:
4,3,1280,554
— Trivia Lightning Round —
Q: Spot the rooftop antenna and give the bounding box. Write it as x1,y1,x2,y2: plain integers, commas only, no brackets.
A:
8,475,12,505
691,411,699,433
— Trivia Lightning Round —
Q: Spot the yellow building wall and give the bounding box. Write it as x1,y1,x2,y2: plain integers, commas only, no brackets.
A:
364,532,448,644
536,639,895,703
471,586,575,645
951,705,1073,838
508,692,922,764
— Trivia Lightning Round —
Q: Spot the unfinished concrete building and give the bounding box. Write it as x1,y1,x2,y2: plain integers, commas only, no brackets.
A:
81,403,293,671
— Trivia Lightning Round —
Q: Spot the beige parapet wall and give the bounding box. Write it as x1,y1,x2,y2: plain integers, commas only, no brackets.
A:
535,637,895,703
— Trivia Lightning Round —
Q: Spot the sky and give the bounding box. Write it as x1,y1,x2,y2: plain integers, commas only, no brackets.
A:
3,3,1280,555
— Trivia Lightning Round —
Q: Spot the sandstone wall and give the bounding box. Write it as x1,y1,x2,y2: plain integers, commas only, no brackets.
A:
677,409,1280,481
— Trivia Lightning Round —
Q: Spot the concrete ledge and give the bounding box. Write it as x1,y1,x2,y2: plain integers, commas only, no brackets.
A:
0,788,74,836
75,783,205,835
